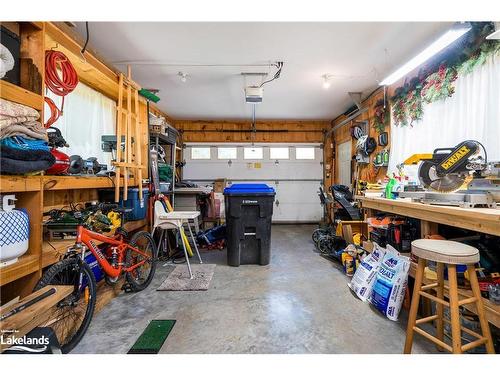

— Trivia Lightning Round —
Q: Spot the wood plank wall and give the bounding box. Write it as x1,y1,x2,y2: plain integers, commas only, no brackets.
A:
175,119,330,183
175,120,329,143
330,88,390,185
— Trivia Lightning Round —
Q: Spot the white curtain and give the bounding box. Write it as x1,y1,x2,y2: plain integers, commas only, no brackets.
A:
388,54,500,180
44,81,116,166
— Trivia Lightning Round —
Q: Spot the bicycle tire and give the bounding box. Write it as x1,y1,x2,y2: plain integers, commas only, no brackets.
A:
317,237,332,254
34,257,96,353
312,228,326,244
125,231,158,292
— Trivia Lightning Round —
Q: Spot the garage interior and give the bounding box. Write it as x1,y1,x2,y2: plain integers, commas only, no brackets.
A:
1,11,500,360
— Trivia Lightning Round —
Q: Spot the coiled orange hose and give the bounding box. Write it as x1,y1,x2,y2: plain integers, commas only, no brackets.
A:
44,50,78,115
44,97,62,128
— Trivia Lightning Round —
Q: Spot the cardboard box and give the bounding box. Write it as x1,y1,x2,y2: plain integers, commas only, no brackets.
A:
213,179,227,193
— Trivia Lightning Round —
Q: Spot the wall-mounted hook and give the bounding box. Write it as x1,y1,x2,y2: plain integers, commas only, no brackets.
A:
50,43,59,51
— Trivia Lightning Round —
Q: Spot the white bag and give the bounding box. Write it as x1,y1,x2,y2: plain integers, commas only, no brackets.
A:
370,247,410,321
348,243,387,301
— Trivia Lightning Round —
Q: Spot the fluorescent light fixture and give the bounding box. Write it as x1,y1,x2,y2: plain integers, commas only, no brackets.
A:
379,23,471,86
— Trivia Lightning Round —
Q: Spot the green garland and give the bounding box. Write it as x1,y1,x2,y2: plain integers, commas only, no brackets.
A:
421,64,458,103
373,99,390,133
390,22,500,127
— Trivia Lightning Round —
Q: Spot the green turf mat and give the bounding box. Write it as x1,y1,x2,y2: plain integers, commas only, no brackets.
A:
128,320,176,354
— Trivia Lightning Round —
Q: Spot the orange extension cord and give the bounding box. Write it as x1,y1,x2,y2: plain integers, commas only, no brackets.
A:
44,50,78,127
43,97,62,128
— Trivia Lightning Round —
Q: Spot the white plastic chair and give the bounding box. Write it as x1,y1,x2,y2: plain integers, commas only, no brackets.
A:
152,200,202,279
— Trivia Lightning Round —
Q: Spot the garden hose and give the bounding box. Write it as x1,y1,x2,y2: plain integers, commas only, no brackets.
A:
45,50,79,114
44,97,62,128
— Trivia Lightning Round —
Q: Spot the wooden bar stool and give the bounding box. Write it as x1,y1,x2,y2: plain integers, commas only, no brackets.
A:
404,239,495,354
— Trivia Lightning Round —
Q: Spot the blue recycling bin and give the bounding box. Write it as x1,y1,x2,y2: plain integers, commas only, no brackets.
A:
223,184,276,266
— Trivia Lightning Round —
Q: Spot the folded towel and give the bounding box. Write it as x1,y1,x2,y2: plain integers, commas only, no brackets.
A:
0,121,48,141
0,144,55,174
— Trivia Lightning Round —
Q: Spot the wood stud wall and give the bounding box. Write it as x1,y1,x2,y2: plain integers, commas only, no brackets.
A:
330,88,389,185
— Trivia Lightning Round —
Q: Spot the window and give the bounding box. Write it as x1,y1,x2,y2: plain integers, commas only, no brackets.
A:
191,147,211,160
243,147,263,160
217,147,237,159
44,81,116,166
269,147,289,159
295,147,315,160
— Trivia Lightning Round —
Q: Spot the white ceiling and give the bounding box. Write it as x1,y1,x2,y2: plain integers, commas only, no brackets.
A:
74,22,451,120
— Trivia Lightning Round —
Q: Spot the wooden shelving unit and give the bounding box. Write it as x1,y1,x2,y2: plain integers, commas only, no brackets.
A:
0,22,152,305
0,255,40,287
0,80,43,110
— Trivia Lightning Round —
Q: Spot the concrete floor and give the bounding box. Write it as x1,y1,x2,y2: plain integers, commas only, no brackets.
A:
73,225,436,354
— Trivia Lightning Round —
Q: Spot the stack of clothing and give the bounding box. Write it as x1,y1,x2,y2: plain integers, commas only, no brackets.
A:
0,98,55,174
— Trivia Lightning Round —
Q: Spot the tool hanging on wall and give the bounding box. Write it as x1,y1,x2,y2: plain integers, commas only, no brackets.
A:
113,66,146,203
44,50,78,127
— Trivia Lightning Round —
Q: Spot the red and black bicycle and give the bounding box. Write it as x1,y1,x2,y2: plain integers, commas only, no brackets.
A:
34,204,157,353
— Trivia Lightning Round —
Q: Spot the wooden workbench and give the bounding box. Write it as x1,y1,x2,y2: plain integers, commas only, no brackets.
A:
358,196,500,236
358,195,500,328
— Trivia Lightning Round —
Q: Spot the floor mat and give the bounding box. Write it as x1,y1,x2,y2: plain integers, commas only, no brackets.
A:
157,264,216,291
128,320,176,354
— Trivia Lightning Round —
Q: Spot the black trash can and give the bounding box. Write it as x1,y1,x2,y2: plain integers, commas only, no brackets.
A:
224,183,276,266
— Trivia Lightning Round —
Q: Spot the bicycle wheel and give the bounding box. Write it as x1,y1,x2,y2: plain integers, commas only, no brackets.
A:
34,257,96,353
312,228,326,244
317,237,332,254
125,231,158,292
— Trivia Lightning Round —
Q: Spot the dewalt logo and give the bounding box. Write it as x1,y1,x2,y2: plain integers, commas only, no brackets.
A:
441,145,470,170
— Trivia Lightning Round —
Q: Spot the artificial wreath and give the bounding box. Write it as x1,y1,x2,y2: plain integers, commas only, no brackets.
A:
372,99,390,133
390,22,500,127
421,64,458,103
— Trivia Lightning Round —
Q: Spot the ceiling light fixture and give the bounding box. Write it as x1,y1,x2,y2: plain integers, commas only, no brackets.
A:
322,74,331,89
178,71,189,83
379,22,472,86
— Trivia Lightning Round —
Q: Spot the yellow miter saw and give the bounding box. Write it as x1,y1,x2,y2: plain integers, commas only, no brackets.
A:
401,140,500,208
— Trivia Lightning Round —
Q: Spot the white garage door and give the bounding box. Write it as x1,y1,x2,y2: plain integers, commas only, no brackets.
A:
183,143,323,223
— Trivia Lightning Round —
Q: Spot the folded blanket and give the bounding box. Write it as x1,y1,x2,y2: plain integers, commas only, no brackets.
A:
1,136,50,151
0,120,48,141
0,98,40,127
0,144,55,174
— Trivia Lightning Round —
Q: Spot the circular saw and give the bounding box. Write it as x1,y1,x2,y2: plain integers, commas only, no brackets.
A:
403,140,487,192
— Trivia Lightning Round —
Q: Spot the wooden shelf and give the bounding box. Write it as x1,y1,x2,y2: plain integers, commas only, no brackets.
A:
0,254,39,287
0,80,43,111
124,219,148,232
409,261,500,328
0,175,41,193
41,239,73,268
42,175,121,191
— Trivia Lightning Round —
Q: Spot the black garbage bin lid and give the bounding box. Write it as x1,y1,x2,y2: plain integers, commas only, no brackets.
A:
223,183,275,196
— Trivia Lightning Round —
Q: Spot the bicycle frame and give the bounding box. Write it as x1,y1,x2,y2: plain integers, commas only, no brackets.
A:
75,225,151,278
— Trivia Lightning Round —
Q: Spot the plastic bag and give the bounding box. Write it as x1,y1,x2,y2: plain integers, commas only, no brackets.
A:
370,247,410,321
348,243,387,301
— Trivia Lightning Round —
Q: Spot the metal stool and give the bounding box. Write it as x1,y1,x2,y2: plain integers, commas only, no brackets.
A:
404,239,495,354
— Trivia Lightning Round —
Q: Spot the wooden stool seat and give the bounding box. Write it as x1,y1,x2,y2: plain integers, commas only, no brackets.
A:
404,239,495,354
411,239,479,264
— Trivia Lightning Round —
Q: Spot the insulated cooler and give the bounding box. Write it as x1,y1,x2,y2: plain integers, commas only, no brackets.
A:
223,184,275,266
